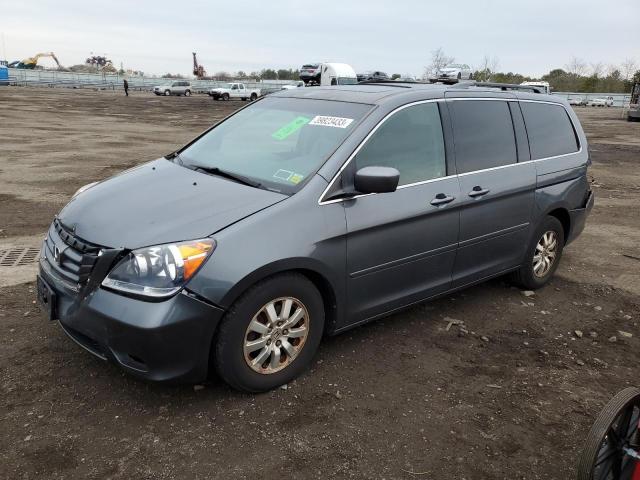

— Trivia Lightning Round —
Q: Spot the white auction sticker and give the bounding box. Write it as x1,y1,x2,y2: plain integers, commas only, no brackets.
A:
309,116,354,128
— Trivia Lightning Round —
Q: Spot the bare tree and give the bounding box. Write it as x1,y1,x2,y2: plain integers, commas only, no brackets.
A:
475,55,500,82
565,56,587,76
590,62,605,78
424,47,454,79
621,58,638,80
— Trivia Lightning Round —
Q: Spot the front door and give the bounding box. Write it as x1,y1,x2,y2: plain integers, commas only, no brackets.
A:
343,102,461,323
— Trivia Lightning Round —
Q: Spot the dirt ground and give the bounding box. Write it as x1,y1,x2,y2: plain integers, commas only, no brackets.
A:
1,88,639,480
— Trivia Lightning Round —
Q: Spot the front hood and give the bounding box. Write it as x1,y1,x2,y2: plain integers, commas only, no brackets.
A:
438,68,459,74
58,159,287,249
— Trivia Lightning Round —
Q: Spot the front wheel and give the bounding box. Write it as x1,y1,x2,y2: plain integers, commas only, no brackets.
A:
214,273,324,392
509,216,564,289
164,90,170,96
222,93,230,101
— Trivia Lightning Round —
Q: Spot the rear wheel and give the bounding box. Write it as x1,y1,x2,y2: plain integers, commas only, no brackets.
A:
185,90,191,97
510,216,564,289
214,273,324,392
577,387,640,480
250,93,258,101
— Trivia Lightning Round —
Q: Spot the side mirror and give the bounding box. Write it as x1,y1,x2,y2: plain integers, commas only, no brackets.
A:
354,166,400,194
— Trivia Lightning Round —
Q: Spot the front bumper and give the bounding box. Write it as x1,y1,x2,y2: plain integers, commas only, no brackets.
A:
39,257,225,383
567,190,595,245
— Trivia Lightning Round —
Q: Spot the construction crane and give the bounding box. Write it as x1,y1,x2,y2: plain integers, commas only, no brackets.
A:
11,52,62,69
192,52,206,79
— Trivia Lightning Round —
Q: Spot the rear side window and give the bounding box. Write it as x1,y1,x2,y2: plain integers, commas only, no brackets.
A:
450,100,517,174
520,102,579,159
355,103,446,186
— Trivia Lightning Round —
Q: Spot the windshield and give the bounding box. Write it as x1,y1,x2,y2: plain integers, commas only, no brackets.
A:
337,77,358,85
179,97,372,194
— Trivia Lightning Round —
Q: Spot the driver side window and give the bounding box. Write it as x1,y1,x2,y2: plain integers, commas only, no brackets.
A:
354,103,446,186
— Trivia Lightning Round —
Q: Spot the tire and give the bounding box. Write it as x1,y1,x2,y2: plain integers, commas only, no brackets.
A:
185,90,191,97
214,273,325,392
222,93,230,101
250,93,258,101
509,216,564,289
469,72,474,80
164,90,170,96
577,387,640,480
457,72,462,79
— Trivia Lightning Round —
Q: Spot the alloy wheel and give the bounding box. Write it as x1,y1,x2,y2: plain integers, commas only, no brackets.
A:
243,297,309,374
533,230,558,277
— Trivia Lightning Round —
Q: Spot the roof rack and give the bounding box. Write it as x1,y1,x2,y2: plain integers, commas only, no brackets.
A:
453,81,544,93
356,79,416,88
355,79,544,93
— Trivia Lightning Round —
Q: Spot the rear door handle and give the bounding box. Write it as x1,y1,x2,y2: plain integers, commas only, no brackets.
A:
430,193,455,206
468,186,490,197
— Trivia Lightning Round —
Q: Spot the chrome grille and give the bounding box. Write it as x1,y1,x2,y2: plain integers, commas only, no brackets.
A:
42,219,101,285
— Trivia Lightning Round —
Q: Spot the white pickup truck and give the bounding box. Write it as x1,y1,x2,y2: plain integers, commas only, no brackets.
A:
209,83,261,101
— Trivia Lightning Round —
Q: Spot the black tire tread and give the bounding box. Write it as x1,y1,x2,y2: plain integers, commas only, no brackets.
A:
577,387,640,480
509,216,564,290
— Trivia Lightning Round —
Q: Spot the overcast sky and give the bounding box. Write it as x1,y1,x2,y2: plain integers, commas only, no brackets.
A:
2,0,638,78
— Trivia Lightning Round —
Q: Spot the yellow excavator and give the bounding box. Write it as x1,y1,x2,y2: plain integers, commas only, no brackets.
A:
9,52,63,69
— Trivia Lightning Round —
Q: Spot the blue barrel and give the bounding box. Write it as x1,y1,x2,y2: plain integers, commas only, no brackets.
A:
0,65,8,85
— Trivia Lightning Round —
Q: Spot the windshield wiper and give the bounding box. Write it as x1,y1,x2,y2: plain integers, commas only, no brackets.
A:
191,164,262,189
165,151,184,165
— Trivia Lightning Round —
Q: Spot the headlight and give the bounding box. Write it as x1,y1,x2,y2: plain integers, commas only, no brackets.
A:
102,239,215,298
72,181,99,199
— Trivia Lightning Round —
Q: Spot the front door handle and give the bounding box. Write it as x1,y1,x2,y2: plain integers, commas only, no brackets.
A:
468,186,490,197
430,193,455,206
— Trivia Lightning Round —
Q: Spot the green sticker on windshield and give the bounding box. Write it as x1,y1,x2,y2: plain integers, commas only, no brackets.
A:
272,116,310,140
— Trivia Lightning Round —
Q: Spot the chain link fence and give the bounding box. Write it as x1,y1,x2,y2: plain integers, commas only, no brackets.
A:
6,68,298,94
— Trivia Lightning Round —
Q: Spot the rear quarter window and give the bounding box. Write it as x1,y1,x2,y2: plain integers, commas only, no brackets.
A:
520,102,579,159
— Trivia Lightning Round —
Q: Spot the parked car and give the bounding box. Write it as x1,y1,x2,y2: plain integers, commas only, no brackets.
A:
590,96,614,107
357,71,389,82
433,63,473,82
281,81,305,90
520,81,551,94
568,97,585,106
209,83,260,101
38,82,593,392
299,63,322,84
153,81,191,96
